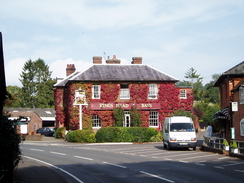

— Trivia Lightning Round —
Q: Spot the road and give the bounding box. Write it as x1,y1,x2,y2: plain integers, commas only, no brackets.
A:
19,139,244,183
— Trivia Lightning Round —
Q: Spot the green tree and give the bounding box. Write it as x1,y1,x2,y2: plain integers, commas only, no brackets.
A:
5,86,22,107
184,68,203,100
204,74,221,103
19,58,56,108
130,106,142,127
113,107,124,127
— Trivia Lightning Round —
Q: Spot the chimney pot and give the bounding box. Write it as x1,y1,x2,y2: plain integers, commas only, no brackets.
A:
66,64,76,76
93,56,102,64
131,57,142,64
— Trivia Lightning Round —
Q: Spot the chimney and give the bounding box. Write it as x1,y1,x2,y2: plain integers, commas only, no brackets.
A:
66,64,76,76
131,57,142,64
93,56,102,64
106,55,121,64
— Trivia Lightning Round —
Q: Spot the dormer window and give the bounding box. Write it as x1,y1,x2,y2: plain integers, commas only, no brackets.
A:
148,84,158,99
120,84,130,99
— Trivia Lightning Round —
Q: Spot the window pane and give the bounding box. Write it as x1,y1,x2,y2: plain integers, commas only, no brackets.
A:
148,84,157,99
149,111,158,126
120,84,130,99
180,89,187,99
92,85,100,99
92,114,101,127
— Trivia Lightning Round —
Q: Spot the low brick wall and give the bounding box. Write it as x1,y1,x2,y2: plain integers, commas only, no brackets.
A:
22,134,44,141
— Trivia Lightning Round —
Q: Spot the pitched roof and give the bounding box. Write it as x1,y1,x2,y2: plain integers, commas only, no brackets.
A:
54,64,179,87
214,61,244,87
4,108,55,119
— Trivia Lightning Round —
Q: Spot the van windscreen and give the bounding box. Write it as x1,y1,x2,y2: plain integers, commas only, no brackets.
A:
170,123,194,132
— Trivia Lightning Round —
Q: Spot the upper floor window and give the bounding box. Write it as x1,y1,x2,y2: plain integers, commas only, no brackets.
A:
120,84,130,99
92,114,101,128
148,84,158,99
149,111,158,127
239,86,244,104
180,89,187,99
92,85,100,99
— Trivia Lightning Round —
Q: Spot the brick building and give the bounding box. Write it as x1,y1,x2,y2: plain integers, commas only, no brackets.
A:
214,61,244,141
54,56,194,131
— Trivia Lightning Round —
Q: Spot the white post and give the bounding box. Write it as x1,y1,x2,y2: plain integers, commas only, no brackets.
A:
79,105,82,130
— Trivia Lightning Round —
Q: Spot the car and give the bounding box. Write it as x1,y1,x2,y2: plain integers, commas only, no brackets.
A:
36,127,55,136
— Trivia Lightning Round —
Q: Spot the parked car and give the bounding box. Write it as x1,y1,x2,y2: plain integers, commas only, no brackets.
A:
36,127,55,136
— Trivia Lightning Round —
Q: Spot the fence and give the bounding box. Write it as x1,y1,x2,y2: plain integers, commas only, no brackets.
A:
204,136,244,154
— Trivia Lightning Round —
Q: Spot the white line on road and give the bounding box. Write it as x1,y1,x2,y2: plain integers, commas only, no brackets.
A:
179,154,217,160
50,151,66,156
140,171,175,183
235,170,244,173
103,162,127,169
24,156,84,183
74,156,93,161
30,148,44,152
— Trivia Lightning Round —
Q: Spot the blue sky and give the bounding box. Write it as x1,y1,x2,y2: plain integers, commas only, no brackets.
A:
1,0,244,86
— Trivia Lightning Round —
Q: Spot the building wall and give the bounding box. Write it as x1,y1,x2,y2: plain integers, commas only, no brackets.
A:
232,88,244,141
28,113,42,134
55,81,194,130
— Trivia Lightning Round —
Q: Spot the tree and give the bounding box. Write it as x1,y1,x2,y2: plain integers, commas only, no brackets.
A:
130,106,142,127
204,74,221,103
113,107,124,127
184,68,203,100
19,58,56,108
4,86,22,107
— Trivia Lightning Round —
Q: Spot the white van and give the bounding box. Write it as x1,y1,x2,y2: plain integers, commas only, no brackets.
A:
163,116,197,150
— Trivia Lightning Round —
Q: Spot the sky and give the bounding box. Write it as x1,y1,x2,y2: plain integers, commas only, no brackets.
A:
1,0,244,87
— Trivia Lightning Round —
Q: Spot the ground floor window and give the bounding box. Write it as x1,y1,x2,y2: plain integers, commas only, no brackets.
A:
92,114,101,128
149,111,158,127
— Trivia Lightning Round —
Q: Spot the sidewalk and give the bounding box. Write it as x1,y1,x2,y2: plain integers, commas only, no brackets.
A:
14,137,69,183
14,157,68,183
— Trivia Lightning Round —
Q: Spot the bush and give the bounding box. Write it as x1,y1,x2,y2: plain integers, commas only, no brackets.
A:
96,127,159,143
66,130,96,143
55,127,66,138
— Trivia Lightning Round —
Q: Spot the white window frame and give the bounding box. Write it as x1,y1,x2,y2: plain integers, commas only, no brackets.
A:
148,84,158,99
124,111,130,127
180,89,187,99
149,111,158,127
92,114,101,128
239,86,244,104
120,84,130,99
92,85,101,99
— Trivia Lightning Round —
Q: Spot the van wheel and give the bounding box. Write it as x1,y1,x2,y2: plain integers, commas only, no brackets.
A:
193,147,196,150
168,144,172,150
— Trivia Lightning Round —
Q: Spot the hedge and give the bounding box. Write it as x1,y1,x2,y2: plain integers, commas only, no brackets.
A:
66,130,96,143
95,127,160,143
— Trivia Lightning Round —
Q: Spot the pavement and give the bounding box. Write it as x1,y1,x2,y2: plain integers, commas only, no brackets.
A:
14,137,69,183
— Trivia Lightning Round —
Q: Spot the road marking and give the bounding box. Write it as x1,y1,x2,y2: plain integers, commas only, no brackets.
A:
214,166,224,169
179,154,217,160
74,156,93,161
24,156,84,183
195,161,206,166
103,162,127,169
30,148,44,152
140,171,175,183
221,162,244,167
179,160,188,163
218,157,229,160
235,170,244,173
50,151,66,156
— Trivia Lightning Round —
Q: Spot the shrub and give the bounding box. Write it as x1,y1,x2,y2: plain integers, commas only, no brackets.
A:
96,127,158,143
66,130,75,142
55,127,66,138
66,130,96,143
